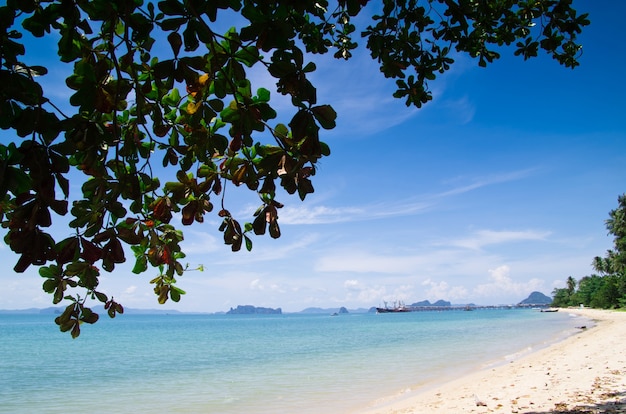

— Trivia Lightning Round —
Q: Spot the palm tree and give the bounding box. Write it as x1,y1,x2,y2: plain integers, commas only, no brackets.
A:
592,256,607,274
566,276,577,295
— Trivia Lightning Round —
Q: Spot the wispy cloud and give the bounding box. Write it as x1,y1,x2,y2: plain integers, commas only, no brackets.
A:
207,232,322,265
246,233,321,262
308,35,484,137
316,252,428,274
437,96,476,125
313,244,503,279
279,167,539,226
311,52,422,137
279,199,431,225
331,91,419,136
448,229,552,251
436,167,540,198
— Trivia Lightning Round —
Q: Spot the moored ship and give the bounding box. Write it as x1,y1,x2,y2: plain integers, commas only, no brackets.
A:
376,301,411,313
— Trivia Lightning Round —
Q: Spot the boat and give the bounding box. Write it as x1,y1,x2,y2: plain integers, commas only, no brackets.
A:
376,301,411,313
540,308,559,312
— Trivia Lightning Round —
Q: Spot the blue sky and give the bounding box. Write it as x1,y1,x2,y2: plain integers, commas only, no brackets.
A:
1,2,625,312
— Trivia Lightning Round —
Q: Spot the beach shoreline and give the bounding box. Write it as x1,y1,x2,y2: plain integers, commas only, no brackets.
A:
357,308,626,414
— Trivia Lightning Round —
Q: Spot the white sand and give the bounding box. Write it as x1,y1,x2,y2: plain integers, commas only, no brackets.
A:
359,309,626,414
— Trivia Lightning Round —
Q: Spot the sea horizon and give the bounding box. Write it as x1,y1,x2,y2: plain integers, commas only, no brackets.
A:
0,300,551,315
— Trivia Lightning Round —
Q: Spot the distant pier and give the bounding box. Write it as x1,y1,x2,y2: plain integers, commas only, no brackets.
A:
397,304,550,312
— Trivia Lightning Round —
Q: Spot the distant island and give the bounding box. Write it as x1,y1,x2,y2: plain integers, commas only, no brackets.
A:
518,291,552,306
410,299,452,307
226,305,282,315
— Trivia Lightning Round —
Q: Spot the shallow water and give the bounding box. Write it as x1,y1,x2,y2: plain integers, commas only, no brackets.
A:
0,309,587,413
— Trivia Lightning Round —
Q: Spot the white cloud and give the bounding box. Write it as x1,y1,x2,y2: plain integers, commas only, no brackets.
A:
473,265,545,299
0,277,51,309
343,280,388,304
344,279,360,289
124,286,138,295
384,284,417,303
179,228,222,254
421,278,469,302
250,278,261,290
249,278,286,293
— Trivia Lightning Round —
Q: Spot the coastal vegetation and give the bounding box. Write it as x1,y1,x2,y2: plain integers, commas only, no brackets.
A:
552,194,626,309
0,0,589,336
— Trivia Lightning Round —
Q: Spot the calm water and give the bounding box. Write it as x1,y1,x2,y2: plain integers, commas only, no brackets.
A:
0,309,587,413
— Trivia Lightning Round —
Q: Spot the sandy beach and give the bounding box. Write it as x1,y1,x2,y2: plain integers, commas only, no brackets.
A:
360,309,626,414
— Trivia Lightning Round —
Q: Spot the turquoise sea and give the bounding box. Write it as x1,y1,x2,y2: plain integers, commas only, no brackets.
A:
0,309,588,413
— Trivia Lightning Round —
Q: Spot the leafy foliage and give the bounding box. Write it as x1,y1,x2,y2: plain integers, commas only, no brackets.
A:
552,194,626,309
0,0,588,336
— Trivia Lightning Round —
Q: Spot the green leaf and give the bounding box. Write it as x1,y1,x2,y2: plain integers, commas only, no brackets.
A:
255,88,271,103
297,176,314,200
71,322,81,338
39,265,60,279
162,87,181,106
160,17,186,31
274,123,289,140
94,291,108,303
319,141,331,156
153,60,175,80
22,14,47,37
167,32,183,57
302,62,316,73
158,0,186,16
311,105,336,129
269,220,281,239
42,279,57,293
80,308,99,324
58,319,75,333
252,211,267,235
234,45,260,67
220,101,239,122
52,284,64,304
171,284,186,295
164,181,185,194
132,255,148,274
182,22,199,51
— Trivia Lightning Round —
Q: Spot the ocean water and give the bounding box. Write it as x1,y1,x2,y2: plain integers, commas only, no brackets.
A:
0,309,588,413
